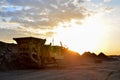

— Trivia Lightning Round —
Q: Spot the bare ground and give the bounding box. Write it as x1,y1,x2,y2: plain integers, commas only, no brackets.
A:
0,61,120,80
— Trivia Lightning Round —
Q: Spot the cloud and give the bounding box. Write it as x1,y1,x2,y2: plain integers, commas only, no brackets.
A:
17,26,56,38
0,29,29,43
3,0,111,39
0,0,116,43
104,0,111,3
0,0,87,27
0,22,20,30
103,7,114,13
0,0,91,38
86,0,91,2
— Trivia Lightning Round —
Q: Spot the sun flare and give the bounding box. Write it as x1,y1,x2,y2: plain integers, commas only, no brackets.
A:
53,15,106,54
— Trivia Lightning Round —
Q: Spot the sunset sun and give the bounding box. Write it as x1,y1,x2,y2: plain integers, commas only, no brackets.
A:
54,15,106,54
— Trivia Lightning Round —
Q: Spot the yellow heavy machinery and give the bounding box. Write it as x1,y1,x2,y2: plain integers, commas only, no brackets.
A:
13,37,65,68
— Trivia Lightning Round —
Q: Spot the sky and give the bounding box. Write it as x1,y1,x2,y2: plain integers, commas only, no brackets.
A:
0,0,120,55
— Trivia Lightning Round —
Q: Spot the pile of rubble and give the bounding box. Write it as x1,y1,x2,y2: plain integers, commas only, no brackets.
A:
81,51,119,63
0,41,18,70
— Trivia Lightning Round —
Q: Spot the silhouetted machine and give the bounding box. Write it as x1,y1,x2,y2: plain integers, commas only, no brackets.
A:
13,37,65,68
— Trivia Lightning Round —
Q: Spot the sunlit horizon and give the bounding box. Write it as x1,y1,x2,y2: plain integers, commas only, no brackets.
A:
0,0,120,55
51,14,107,55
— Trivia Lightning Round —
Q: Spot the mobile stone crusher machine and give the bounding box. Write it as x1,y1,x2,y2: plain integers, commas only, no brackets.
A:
13,37,65,68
